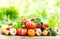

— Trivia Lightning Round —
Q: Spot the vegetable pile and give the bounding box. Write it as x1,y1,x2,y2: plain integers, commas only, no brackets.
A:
1,18,57,37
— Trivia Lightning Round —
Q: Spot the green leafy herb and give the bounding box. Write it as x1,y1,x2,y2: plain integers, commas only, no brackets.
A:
34,18,41,24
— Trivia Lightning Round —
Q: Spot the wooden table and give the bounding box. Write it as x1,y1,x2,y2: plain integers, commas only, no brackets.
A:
0,35,60,39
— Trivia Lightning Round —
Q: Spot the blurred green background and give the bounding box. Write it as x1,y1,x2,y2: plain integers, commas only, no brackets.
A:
0,0,60,29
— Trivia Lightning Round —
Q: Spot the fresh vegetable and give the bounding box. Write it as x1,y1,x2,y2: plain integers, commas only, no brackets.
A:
44,24,48,28
51,30,57,36
16,29,20,35
13,21,26,29
28,29,35,36
37,24,42,28
36,28,41,36
6,26,12,31
16,28,27,36
26,21,36,29
49,28,57,36
22,18,28,25
10,28,16,35
34,18,41,24
2,30,9,35
42,29,48,36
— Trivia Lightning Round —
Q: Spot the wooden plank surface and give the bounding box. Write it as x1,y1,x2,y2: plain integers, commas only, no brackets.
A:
0,35,60,39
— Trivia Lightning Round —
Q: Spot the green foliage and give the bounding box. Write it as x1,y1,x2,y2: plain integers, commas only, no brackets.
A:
34,18,41,24
48,13,58,29
5,6,19,20
34,8,41,18
0,12,4,20
17,21,23,28
0,7,5,20
27,14,36,19
13,23,18,29
41,9,47,19
13,21,25,29
55,0,60,6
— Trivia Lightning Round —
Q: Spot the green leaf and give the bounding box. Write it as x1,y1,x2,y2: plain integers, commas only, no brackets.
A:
41,9,47,19
34,18,41,24
17,21,23,28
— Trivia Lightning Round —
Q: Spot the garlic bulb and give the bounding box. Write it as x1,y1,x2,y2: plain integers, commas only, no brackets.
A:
36,28,41,36
10,28,16,35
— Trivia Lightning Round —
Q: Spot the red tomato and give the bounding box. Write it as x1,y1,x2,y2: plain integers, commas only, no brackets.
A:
26,21,36,29
22,18,28,25
16,29,20,35
16,28,27,36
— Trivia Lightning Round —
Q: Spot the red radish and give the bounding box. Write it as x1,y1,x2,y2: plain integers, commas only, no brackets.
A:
6,26,12,31
26,21,36,29
44,24,48,28
16,28,27,36
37,24,42,28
